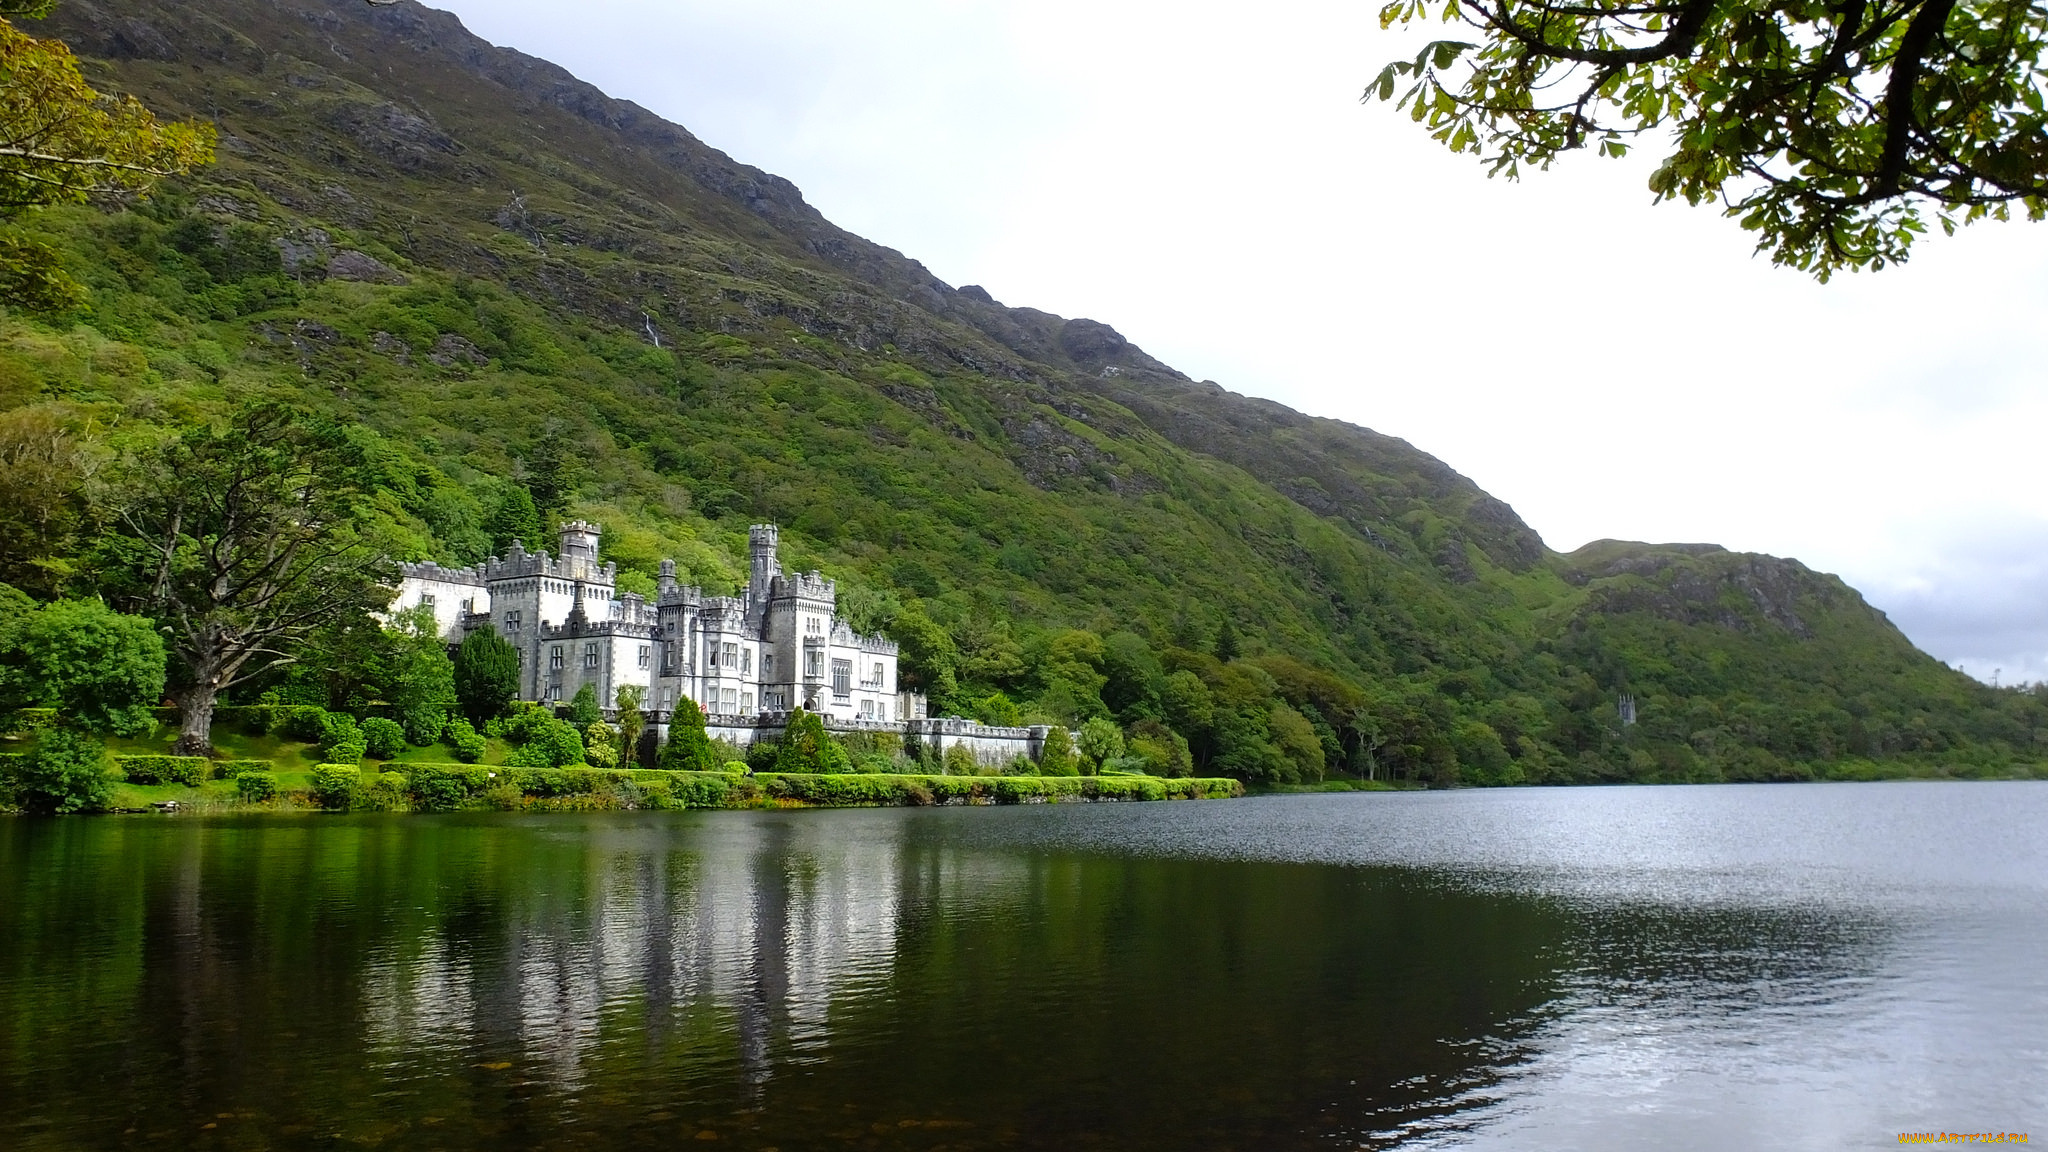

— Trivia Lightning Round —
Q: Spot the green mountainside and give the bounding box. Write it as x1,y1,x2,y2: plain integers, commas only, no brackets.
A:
6,0,2043,784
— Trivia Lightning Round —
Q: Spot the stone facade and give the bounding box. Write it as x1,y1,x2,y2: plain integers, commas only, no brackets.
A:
392,522,927,729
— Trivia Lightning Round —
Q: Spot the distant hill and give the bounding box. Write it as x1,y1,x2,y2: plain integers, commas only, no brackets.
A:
8,0,2042,783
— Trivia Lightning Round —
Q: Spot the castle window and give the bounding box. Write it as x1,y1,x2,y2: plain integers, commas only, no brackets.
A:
550,646,564,670
504,611,522,633
421,593,436,609
547,685,561,702
858,699,874,720
742,693,754,715
870,662,884,687
583,642,599,669
879,701,889,722
804,648,822,678
706,645,717,669
741,649,752,675
721,688,739,712
763,653,774,676
638,645,650,669
661,688,674,707
461,598,474,614
722,642,738,667
831,658,851,697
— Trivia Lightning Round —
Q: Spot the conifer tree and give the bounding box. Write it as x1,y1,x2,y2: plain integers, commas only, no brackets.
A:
658,695,719,773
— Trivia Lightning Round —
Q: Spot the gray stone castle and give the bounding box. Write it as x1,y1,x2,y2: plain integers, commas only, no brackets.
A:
392,523,921,728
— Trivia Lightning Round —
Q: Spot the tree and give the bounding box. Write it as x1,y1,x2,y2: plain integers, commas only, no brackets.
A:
522,427,578,524
0,407,100,598
95,404,396,754
481,485,544,555
1213,619,1240,663
13,725,110,814
658,694,720,773
380,606,456,744
453,628,521,726
1077,717,1125,774
565,682,601,727
0,10,214,310
0,595,165,735
1370,0,2048,277
613,683,646,770
1037,724,1079,776
771,707,848,773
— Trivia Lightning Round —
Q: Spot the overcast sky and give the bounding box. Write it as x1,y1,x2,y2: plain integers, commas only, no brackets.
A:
432,0,2048,685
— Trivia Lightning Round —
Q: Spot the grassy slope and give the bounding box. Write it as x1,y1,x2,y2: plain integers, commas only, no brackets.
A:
3,0,2041,782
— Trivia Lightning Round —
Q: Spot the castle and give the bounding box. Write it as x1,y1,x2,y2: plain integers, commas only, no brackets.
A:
392,523,921,727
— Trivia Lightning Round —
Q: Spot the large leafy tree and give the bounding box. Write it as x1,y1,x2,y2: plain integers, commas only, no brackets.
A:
1371,0,2048,276
0,593,165,734
0,3,213,309
97,404,395,755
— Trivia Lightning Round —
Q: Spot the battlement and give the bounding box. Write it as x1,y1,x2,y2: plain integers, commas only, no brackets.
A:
399,560,485,586
482,539,617,586
778,570,835,602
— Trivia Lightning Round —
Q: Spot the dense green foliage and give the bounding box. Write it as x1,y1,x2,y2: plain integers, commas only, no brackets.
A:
15,725,109,813
452,629,520,726
0,0,2037,798
657,696,720,773
0,592,163,734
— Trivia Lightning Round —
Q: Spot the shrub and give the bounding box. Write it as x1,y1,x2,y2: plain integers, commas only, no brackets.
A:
117,755,208,787
310,764,361,810
941,743,979,776
722,760,750,774
235,772,278,802
1038,726,1079,776
326,739,366,765
213,759,272,780
409,764,488,811
504,703,555,745
398,703,447,747
771,708,850,773
480,782,524,810
445,718,487,763
318,711,362,758
506,717,585,768
363,771,409,810
360,716,407,760
583,719,616,767
282,705,332,743
13,728,112,814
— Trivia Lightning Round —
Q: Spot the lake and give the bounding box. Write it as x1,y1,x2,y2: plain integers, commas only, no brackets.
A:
2,783,2042,1150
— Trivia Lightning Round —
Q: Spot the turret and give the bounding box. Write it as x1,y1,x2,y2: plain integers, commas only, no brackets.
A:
559,520,601,563
748,524,780,606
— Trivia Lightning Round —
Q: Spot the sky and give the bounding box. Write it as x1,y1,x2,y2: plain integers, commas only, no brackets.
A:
432,0,2048,685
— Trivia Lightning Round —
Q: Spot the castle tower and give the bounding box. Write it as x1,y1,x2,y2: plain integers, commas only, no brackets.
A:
559,520,601,580
748,524,781,607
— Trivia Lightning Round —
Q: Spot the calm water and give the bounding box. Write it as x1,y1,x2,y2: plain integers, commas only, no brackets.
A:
2,784,2043,1150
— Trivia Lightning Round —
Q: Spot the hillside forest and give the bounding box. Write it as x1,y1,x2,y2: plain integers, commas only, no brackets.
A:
2,0,2046,811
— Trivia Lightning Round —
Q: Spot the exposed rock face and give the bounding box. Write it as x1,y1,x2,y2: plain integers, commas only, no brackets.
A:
324,250,407,284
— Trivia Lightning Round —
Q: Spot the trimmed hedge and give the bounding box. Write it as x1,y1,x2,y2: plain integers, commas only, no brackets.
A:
309,764,361,810
214,759,273,780
235,772,278,802
750,772,1241,806
115,755,209,787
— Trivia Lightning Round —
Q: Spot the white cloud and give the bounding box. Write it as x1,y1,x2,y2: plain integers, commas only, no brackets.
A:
432,0,2048,680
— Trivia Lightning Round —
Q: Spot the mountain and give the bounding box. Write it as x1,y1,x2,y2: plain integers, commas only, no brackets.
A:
8,0,2043,783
